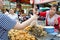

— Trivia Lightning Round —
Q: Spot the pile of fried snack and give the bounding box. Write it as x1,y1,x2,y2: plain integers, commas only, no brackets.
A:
8,29,37,40
24,25,47,37
8,25,47,40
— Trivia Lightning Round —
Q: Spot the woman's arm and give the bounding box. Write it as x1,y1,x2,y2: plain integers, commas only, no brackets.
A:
39,12,46,17
39,11,49,17
14,14,38,30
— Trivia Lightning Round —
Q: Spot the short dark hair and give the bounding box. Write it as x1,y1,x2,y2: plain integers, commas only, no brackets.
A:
51,4,58,11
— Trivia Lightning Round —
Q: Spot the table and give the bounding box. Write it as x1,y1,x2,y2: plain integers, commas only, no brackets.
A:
37,34,60,40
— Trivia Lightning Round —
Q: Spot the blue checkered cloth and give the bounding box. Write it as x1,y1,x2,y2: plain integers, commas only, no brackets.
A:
0,14,16,40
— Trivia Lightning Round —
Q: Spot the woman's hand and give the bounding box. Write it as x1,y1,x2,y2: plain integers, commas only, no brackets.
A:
54,19,58,25
33,8,39,15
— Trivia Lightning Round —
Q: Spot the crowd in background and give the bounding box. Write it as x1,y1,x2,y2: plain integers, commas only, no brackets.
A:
1,8,33,23
1,4,60,31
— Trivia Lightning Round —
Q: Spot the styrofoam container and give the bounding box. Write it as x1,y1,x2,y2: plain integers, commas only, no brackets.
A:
44,26,54,33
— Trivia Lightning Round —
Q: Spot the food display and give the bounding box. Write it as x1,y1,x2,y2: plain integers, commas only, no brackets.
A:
8,29,37,40
8,25,47,40
24,25,47,37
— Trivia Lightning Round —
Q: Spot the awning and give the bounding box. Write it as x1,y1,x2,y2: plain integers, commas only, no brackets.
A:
9,0,30,4
9,0,56,4
9,0,16,2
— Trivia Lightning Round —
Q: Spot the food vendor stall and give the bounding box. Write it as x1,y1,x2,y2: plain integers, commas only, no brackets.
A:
8,0,60,40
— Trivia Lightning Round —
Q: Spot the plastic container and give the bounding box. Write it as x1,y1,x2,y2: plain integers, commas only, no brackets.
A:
44,26,54,33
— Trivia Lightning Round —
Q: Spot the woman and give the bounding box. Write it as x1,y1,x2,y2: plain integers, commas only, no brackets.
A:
8,9,18,21
40,5,60,30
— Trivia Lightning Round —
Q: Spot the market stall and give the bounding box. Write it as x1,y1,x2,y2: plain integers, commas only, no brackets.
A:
8,0,60,40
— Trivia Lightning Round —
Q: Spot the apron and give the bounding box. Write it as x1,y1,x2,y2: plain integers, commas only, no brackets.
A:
46,14,58,26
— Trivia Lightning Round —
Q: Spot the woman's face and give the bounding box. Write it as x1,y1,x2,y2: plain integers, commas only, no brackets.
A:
49,7,56,16
9,9,14,14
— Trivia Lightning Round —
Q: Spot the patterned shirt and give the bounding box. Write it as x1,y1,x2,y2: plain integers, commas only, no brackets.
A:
0,14,16,40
